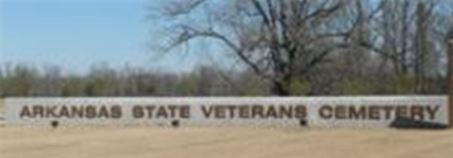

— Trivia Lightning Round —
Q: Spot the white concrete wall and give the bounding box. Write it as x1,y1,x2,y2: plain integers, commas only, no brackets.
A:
5,96,449,128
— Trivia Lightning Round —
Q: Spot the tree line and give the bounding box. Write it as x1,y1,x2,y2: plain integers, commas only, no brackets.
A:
0,64,270,97
0,62,447,97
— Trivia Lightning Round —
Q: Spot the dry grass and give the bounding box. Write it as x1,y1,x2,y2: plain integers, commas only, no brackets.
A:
1,127,452,158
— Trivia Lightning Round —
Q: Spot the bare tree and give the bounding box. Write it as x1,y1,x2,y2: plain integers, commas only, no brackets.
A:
35,66,63,96
155,0,358,95
354,0,447,93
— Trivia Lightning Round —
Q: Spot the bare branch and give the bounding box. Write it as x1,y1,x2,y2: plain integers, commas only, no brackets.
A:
163,0,206,16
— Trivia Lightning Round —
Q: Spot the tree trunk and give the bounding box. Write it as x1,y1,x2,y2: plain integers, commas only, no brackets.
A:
415,2,428,94
271,80,290,96
448,29,453,127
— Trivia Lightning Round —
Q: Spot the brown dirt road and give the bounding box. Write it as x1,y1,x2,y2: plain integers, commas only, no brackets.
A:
1,126,452,158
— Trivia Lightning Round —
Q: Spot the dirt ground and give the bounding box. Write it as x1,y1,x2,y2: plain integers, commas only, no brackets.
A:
0,126,452,158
